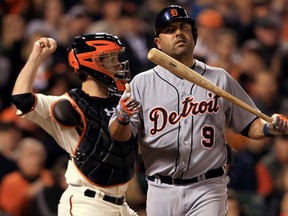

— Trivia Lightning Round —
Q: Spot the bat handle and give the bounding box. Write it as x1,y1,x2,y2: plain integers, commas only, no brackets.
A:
258,112,272,123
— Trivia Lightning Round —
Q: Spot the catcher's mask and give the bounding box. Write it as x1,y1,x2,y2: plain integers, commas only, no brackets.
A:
68,33,130,94
154,5,198,43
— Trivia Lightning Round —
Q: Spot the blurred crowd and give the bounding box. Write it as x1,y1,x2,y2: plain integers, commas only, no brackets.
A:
0,0,288,215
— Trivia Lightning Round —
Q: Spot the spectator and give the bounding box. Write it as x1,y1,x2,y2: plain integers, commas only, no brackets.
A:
228,139,271,216
0,14,26,110
29,155,68,216
207,28,241,81
0,104,66,170
253,14,282,69
276,48,288,97
138,0,173,32
238,39,267,85
281,7,288,45
42,72,71,96
2,0,29,16
256,136,288,198
193,8,224,62
227,190,243,216
224,0,255,46
229,138,271,192
0,54,12,111
0,137,53,216
80,0,102,21
0,121,22,182
263,165,288,216
25,0,66,43
118,10,155,78
63,4,92,46
22,0,46,21
250,70,282,117
252,0,271,19
86,0,124,36
280,191,288,216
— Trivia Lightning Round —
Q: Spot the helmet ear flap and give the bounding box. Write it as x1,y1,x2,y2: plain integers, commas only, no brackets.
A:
68,48,80,74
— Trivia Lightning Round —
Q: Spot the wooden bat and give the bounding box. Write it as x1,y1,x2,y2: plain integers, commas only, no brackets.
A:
147,48,272,123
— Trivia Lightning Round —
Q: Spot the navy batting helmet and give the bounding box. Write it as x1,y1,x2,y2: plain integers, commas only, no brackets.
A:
154,5,198,43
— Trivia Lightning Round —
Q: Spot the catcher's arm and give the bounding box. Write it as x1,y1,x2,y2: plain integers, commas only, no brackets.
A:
12,37,57,95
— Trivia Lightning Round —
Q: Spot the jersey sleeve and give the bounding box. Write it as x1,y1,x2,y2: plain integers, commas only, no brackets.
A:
128,76,144,137
223,71,259,133
19,93,78,152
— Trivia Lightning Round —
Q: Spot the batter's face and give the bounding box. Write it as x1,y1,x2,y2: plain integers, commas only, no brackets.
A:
155,20,195,63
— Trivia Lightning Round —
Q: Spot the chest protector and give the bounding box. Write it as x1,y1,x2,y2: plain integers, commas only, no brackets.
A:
68,89,137,186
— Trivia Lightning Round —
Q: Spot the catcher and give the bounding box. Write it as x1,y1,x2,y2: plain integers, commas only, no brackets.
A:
11,33,138,216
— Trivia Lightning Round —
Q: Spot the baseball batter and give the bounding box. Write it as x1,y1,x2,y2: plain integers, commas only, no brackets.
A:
11,33,139,216
109,5,288,216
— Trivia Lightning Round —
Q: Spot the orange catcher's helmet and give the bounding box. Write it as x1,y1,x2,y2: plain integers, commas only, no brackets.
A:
68,33,130,94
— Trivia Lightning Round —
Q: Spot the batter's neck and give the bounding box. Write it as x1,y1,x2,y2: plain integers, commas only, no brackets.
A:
184,58,195,68
178,56,195,68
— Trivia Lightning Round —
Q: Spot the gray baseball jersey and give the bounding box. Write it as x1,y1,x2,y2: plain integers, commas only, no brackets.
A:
126,60,258,179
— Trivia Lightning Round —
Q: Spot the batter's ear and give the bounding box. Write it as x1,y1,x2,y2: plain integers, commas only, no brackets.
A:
154,38,161,49
68,48,80,73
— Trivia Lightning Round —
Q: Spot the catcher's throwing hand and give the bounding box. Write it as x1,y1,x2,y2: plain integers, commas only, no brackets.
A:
33,37,57,60
265,114,288,136
116,83,142,124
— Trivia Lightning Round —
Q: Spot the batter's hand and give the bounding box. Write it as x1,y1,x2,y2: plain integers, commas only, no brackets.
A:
265,114,288,136
116,83,141,124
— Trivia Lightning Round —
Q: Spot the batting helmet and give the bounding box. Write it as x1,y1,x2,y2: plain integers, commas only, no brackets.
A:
154,5,198,43
68,33,130,93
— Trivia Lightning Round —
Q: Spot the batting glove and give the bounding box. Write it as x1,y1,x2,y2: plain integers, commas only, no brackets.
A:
264,114,288,136
116,84,141,125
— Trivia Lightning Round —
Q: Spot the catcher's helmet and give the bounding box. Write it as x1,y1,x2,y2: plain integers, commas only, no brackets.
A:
154,5,198,43
68,33,130,93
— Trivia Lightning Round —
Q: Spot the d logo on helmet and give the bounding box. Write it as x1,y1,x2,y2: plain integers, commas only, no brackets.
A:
170,9,179,17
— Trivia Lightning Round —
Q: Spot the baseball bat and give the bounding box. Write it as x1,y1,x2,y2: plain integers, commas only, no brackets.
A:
147,48,272,123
